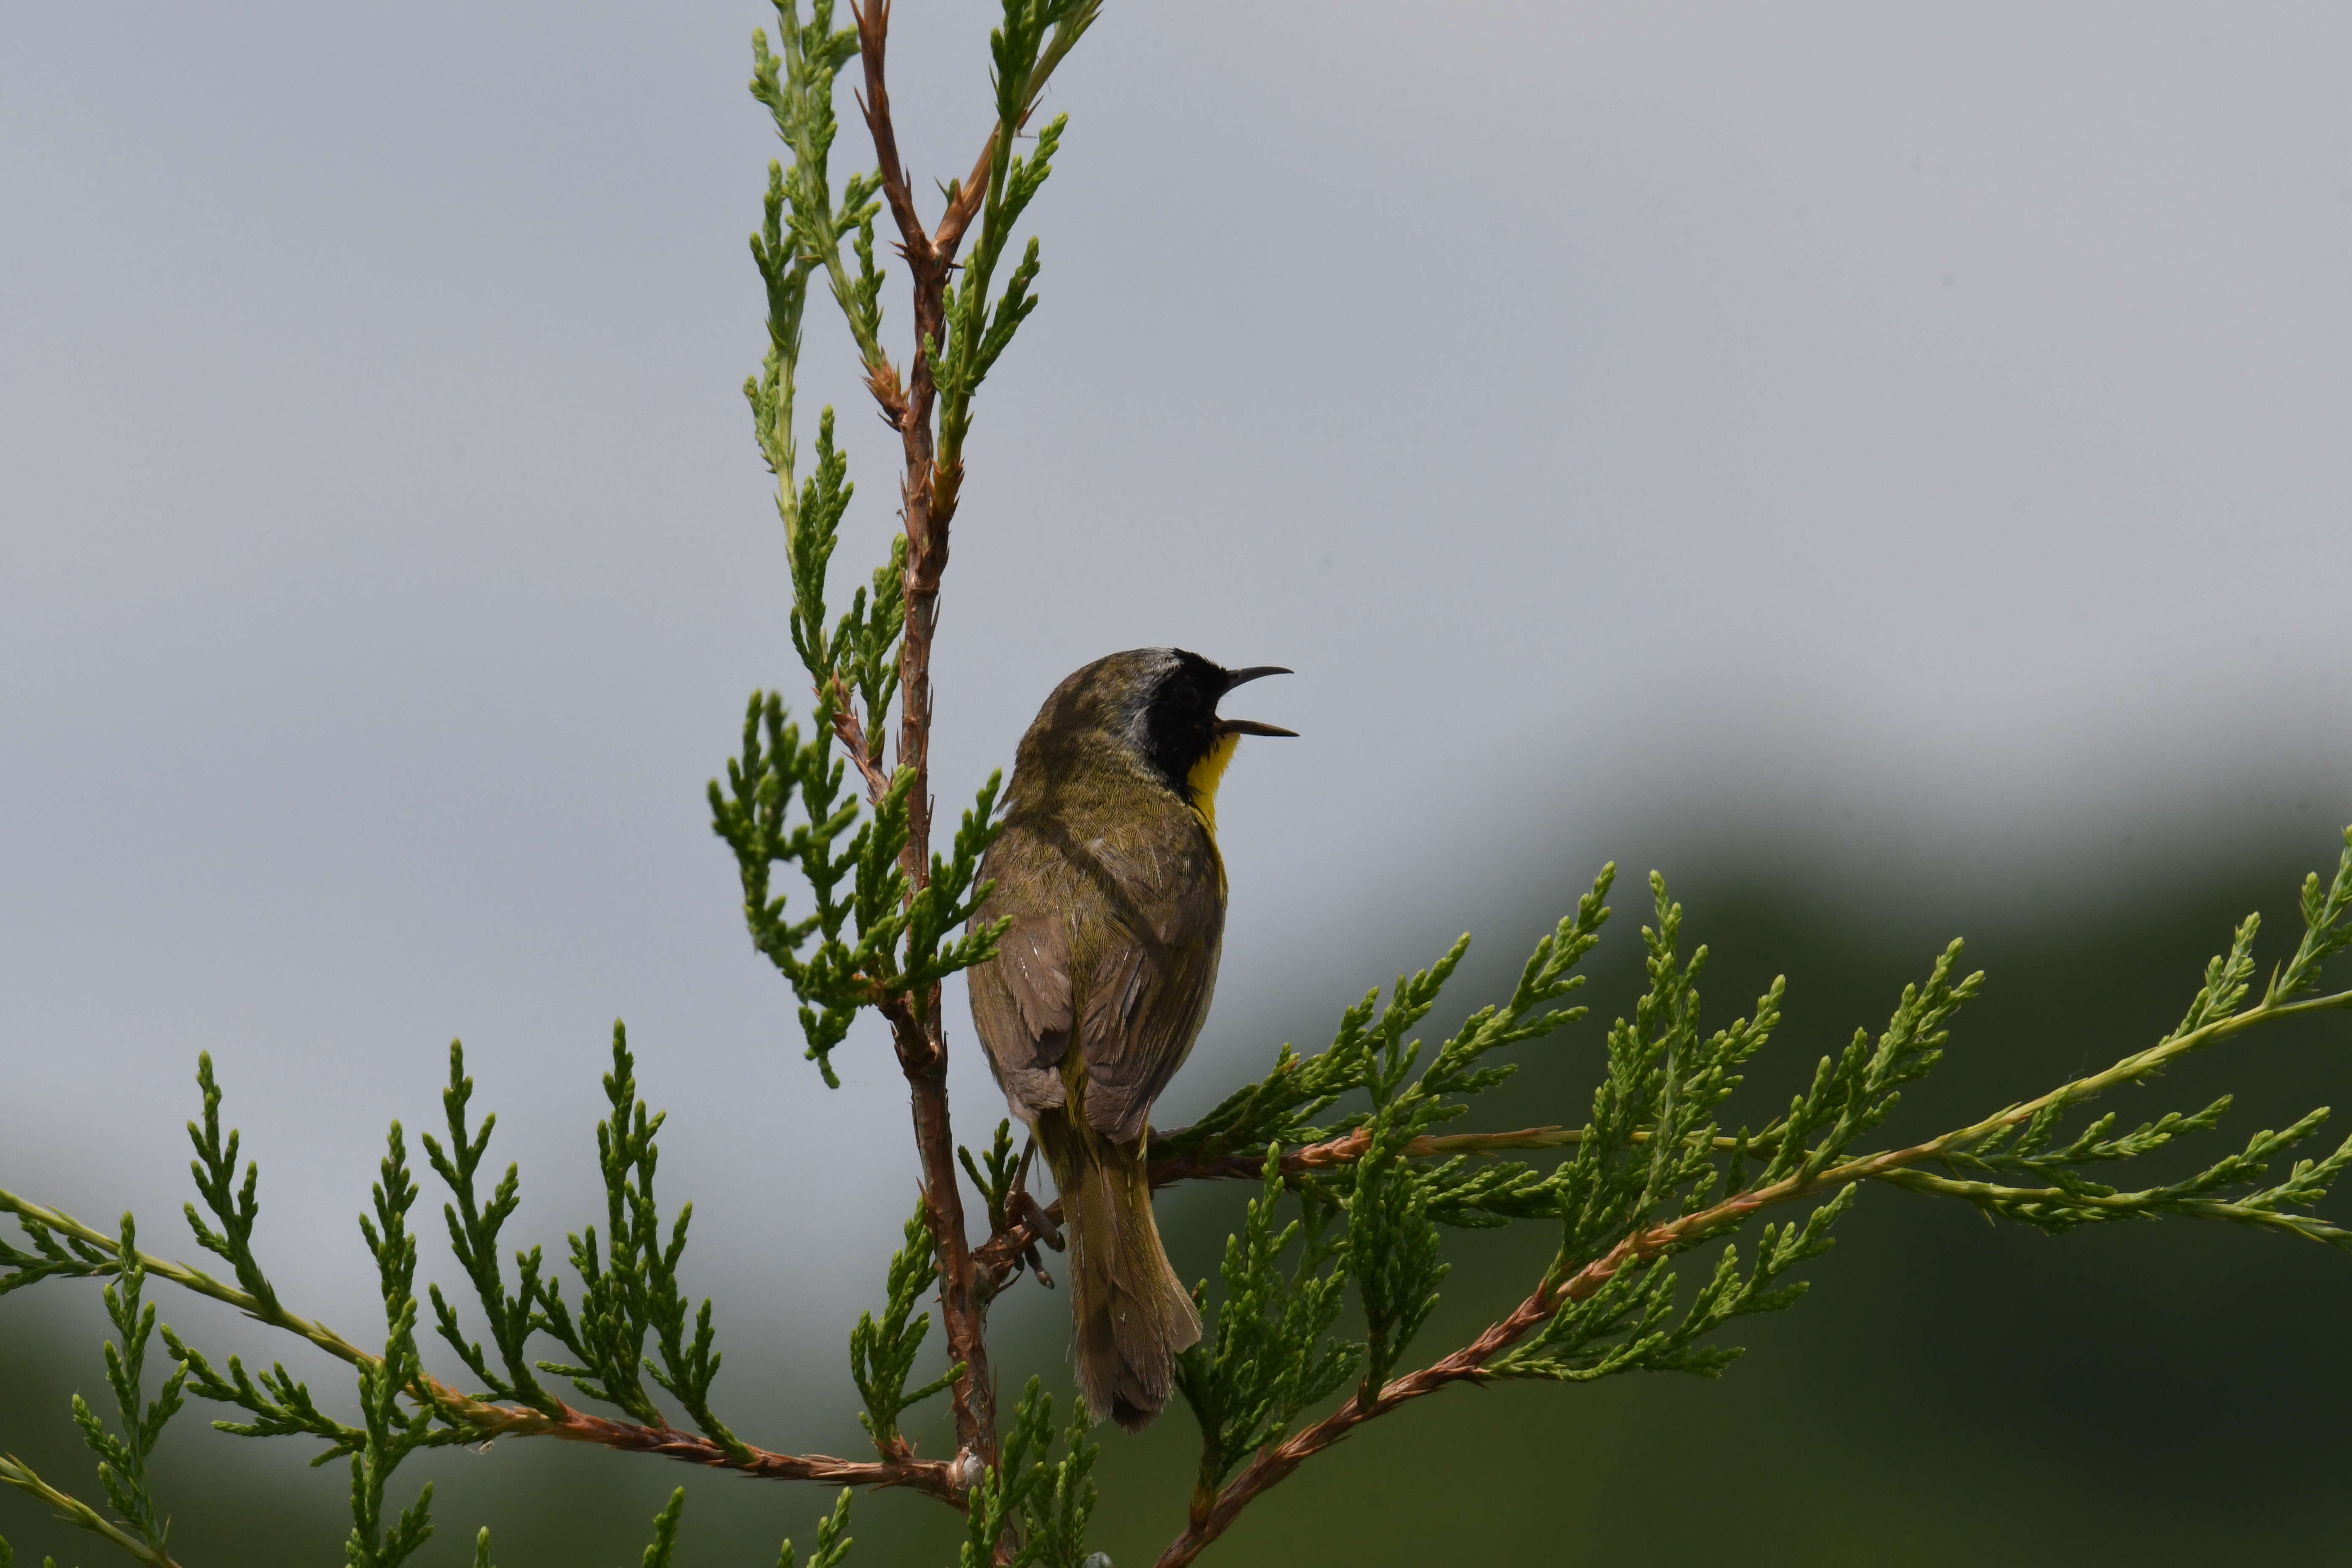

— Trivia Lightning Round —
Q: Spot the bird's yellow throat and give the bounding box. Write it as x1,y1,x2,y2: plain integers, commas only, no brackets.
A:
1186,730,1240,839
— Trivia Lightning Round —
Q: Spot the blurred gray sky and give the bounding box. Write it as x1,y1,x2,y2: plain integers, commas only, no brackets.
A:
4,0,2350,1381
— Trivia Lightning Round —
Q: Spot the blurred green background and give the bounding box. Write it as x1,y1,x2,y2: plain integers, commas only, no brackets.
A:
10,822,2352,1567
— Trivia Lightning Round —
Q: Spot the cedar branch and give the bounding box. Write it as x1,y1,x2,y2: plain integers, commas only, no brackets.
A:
0,1186,956,1501
1149,981,2352,1565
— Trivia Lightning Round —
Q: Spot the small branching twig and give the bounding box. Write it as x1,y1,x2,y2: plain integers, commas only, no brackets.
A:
183,1053,278,1318
536,1026,673,1428
849,1204,964,1462
0,1216,191,1568
950,1379,1095,1568
532,1025,750,1458
1173,1150,1354,1524
777,1487,858,1568
343,1123,444,1568
421,1043,555,1415
0,1452,186,1568
638,1489,686,1568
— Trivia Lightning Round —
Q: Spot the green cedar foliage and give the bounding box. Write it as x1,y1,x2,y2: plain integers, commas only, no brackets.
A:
776,1489,855,1568
957,1121,1025,1248
929,0,1104,475
0,1217,187,1568
422,1045,555,1415
847,1205,962,1453
183,1055,279,1319
71,1217,185,1549
340,1127,440,1568
637,1489,685,1568
534,1027,745,1457
953,1382,1098,1568
1155,838,2352,1555
1173,1152,1354,1494
1,1044,802,1564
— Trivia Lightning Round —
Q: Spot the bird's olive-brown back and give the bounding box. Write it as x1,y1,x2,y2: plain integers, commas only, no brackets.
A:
967,651,1226,1145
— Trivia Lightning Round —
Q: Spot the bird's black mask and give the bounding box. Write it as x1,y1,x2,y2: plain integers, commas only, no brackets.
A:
1136,650,1293,802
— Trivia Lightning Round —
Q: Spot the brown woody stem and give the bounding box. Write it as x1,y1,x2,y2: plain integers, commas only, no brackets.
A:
825,675,893,801
0,1452,188,1568
851,0,996,1471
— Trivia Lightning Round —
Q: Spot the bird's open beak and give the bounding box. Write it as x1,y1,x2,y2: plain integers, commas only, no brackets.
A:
1215,666,1296,737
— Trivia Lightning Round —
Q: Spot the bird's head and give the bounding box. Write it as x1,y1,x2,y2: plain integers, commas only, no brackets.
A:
1022,648,1295,817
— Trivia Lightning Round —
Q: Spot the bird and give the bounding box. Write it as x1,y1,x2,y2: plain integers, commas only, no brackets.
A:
966,648,1293,1431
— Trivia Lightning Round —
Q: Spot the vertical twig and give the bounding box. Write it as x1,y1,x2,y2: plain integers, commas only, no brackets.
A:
850,0,993,1468
845,0,1096,1495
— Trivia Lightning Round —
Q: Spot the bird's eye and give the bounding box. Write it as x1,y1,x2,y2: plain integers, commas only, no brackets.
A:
1172,683,1200,710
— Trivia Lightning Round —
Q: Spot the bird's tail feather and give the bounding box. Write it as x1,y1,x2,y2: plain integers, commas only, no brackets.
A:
1039,1112,1201,1432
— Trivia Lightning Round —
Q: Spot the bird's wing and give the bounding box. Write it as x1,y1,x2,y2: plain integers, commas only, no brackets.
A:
1075,828,1226,1144
967,839,1076,1124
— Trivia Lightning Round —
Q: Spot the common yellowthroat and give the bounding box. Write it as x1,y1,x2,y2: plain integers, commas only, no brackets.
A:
968,648,1293,1431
